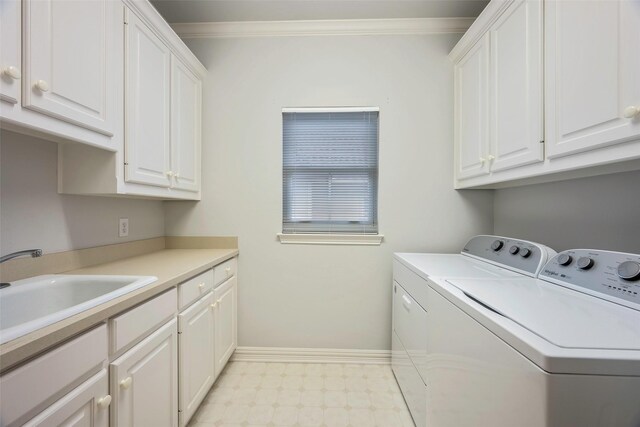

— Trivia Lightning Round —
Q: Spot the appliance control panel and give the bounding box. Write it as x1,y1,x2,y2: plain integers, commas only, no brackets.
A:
461,235,556,277
539,249,640,310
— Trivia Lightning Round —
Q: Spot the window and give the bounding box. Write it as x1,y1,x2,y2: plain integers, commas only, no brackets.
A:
282,108,379,236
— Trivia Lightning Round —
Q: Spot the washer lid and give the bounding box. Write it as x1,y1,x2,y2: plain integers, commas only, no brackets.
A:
394,253,522,280
448,277,640,351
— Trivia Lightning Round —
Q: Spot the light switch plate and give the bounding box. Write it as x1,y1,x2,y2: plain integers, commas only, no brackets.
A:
119,218,129,237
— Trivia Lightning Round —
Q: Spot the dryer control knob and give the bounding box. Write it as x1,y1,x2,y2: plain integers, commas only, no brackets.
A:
509,245,520,255
618,261,640,281
577,257,595,270
491,240,504,251
557,254,573,266
520,248,532,258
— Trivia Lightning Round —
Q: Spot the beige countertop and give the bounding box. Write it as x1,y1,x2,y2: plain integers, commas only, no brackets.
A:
0,248,238,373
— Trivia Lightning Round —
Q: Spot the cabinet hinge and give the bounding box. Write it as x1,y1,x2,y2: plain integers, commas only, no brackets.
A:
124,162,128,166
540,140,545,144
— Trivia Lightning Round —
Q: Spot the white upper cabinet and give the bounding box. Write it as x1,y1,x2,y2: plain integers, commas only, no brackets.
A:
171,56,202,193
545,0,640,158
22,0,117,136
0,0,21,104
124,9,172,188
489,0,543,172
454,34,491,180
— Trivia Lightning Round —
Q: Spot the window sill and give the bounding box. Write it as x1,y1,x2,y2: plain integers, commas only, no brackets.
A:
277,233,384,246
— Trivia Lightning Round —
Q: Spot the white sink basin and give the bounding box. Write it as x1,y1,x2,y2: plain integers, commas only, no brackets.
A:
0,275,157,344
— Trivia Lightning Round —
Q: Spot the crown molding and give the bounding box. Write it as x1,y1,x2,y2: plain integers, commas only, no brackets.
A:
171,17,475,39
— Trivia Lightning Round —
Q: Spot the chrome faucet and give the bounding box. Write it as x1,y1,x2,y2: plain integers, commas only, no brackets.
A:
0,249,43,264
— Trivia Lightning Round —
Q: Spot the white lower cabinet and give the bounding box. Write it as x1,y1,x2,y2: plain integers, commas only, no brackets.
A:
215,277,238,377
178,292,216,427
110,319,178,427
24,370,110,427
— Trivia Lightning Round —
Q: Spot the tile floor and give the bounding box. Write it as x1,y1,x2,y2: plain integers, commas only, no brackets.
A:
188,361,415,427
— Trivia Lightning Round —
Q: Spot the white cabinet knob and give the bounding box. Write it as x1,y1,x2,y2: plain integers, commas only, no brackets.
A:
120,376,132,389
198,282,205,290
623,105,640,119
174,172,180,179
487,154,496,161
166,171,174,177
225,266,231,276
97,395,112,409
210,303,217,309
3,66,21,80
34,79,49,92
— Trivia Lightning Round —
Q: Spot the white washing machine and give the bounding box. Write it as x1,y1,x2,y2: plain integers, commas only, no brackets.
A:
427,249,640,427
392,235,557,427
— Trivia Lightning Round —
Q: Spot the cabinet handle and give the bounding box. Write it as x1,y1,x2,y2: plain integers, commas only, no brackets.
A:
623,106,640,119
120,377,132,390
487,154,495,161
174,172,180,179
401,295,412,312
97,395,112,409
3,66,21,80
225,266,231,276
211,303,217,309
198,282,205,290
166,170,174,177
34,79,49,92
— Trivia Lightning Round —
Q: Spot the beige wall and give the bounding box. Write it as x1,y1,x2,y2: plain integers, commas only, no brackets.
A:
164,34,494,350
0,130,165,255
494,170,640,253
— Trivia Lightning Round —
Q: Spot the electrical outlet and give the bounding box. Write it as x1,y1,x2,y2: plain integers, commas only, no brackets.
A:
119,218,129,237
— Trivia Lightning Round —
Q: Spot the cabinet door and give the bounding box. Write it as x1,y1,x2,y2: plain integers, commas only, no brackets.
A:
110,319,178,427
0,0,21,104
455,34,491,180
124,9,172,188
24,370,109,427
545,0,640,158
214,277,237,377
22,0,117,136
489,0,544,172
178,292,215,427
171,56,202,193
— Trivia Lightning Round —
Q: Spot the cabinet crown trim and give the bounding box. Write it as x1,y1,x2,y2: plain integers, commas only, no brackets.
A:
172,17,474,39
449,0,516,62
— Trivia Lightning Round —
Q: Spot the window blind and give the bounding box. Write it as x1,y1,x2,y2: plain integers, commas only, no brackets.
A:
282,110,379,234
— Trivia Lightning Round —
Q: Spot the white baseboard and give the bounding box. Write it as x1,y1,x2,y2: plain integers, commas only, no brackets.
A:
231,346,391,365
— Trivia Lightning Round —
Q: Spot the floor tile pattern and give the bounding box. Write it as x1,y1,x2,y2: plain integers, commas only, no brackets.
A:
188,361,415,427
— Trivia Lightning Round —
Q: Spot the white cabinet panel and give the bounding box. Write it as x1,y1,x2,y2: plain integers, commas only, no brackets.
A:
455,34,491,180
215,277,237,377
490,0,544,172
124,9,172,188
24,370,110,427
22,0,117,136
546,0,640,158
0,0,21,104
171,56,201,193
110,319,178,427
178,292,215,427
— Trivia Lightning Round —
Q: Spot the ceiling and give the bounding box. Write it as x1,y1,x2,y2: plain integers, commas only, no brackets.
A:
149,0,490,24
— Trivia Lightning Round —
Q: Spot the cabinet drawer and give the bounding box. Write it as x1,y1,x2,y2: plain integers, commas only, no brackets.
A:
178,269,214,310
393,259,428,310
0,324,107,427
213,258,236,286
109,288,177,354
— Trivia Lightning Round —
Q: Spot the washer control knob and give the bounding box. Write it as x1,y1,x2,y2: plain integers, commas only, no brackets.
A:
557,254,573,266
509,245,520,255
520,248,532,258
577,257,595,270
618,261,640,281
491,240,504,251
